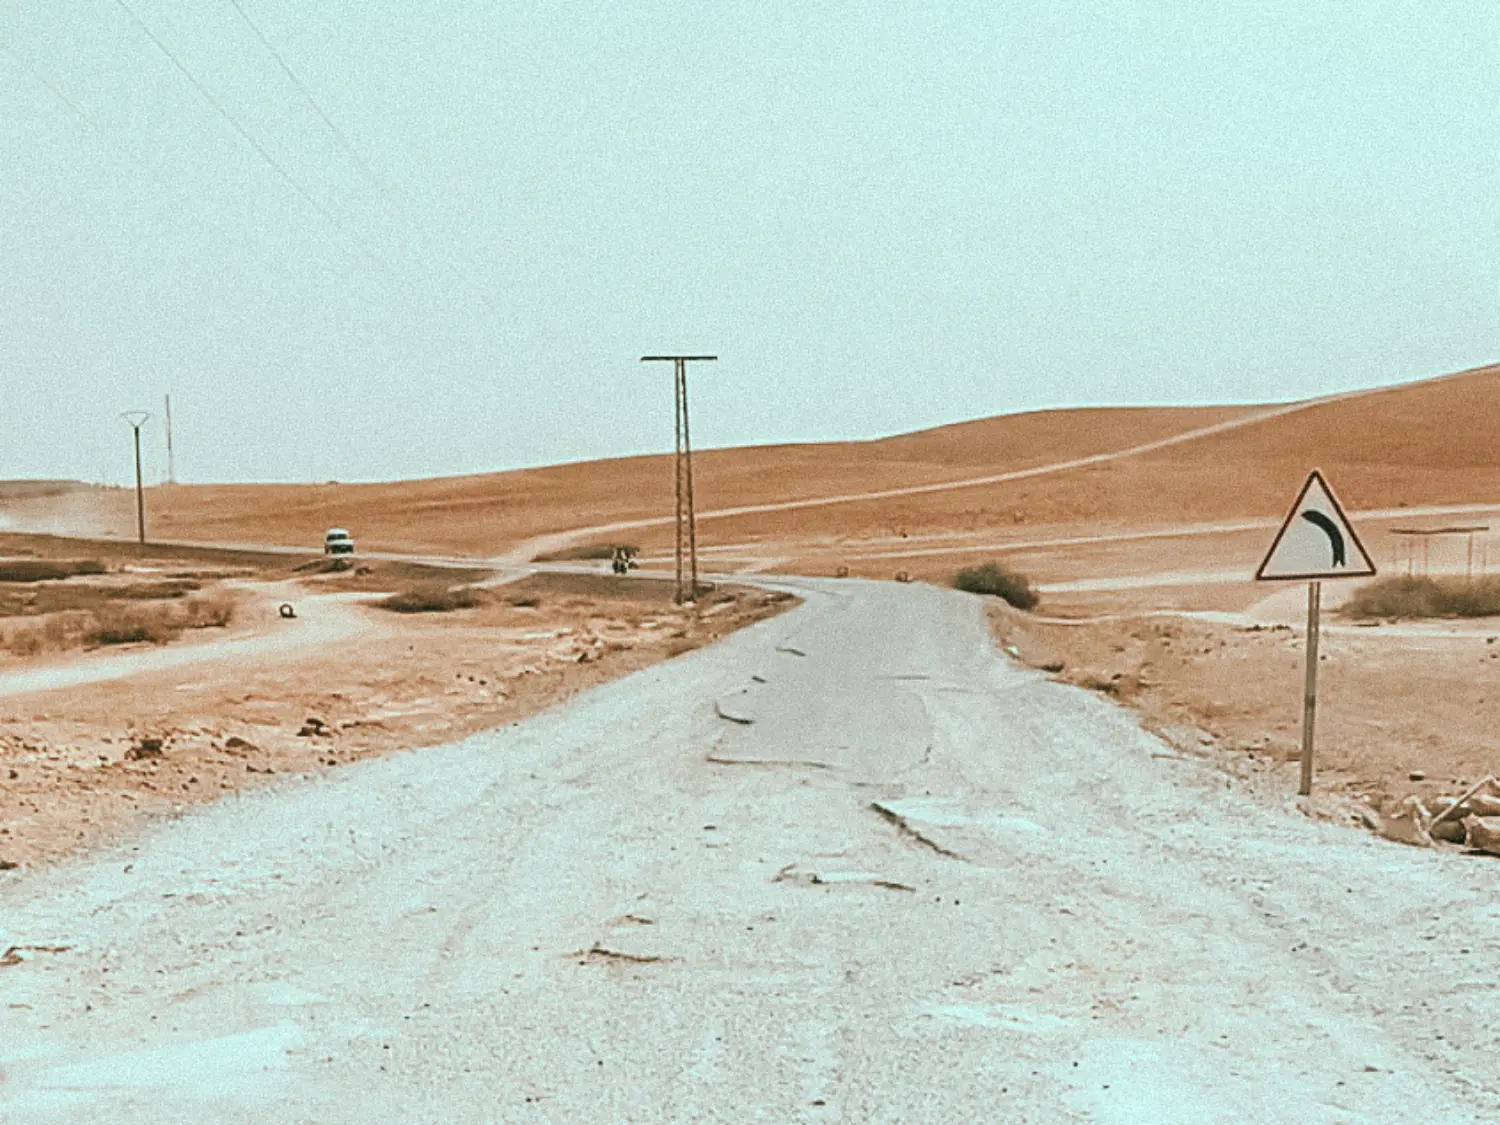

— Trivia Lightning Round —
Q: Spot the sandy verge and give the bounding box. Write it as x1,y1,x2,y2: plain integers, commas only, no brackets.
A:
987,600,1500,829
0,573,793,869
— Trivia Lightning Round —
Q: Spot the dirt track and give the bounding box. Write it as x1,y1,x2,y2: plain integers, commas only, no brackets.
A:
3,580,1497,1121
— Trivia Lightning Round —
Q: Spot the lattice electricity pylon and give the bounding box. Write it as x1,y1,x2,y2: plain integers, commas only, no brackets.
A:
641,355,716,602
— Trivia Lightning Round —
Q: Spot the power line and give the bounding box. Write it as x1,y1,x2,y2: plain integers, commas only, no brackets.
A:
115,0,500,314
1,38,102,134
226,0,384,192
220,6,505,315
111,0,339,228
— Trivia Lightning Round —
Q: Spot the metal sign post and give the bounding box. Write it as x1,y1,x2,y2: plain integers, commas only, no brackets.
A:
1256,471,1375,797
1299,581,1321,796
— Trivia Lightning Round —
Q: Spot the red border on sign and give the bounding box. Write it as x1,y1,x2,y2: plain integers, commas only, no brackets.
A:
1254,469,1377,582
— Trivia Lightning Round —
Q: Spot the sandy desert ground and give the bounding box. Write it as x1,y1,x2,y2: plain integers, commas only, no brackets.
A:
6,362,1498,832
0,534,791,869
4,363,1500,1119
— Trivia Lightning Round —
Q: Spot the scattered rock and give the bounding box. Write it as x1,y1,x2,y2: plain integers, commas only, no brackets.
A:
1463,816,1500,856
1430,817,1467,844
0,859,17,871
298,717,331,738
125,738,164,761
1379,796,1433,847
1466,794,1500,819
222,736,259,754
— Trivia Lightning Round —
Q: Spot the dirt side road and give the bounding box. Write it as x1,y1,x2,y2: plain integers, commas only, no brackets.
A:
2,582,1497,1121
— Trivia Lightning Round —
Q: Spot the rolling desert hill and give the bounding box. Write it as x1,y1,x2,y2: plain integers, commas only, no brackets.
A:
4,363,1497,563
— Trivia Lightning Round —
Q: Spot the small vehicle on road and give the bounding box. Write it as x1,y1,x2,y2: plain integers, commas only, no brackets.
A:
324,528,356,556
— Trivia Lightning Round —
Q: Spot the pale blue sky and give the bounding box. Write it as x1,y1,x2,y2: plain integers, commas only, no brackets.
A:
2,1,1495,484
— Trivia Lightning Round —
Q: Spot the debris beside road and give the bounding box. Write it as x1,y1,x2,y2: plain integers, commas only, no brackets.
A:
987,601,1500,843
1378,777,1500,854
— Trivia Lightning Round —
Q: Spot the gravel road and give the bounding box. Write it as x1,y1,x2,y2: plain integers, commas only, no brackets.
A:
2,580,1497,1122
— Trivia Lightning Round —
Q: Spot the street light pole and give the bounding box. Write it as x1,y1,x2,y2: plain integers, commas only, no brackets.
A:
641,355,716,603
120,411,151,545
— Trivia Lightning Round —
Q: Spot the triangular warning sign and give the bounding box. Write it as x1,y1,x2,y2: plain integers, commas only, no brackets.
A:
1256,470,1376,581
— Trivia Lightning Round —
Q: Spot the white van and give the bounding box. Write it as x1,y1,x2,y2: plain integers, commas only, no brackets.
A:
324,528,356,556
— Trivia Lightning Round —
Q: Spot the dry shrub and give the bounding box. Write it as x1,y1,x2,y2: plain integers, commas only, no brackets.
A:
293,557,354,574
1,593,232,656
88,605,182,646
4,612,87,655
535,543,638,562
114,580,201,600
0,559,106,583
380,583,485,613
183,594,234,628
3,627,42,657
953,562,1040,611
1344,576,1500,620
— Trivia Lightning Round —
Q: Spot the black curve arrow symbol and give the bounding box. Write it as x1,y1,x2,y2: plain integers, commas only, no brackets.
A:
1301,511,1346,567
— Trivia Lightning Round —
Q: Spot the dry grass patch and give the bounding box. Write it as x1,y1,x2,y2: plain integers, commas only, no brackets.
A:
379,582,486,613
0,558,106,583
0,593,236,655
1344,576,1500,620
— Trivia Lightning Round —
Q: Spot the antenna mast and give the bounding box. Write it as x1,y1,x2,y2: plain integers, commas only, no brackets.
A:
164,393,176,484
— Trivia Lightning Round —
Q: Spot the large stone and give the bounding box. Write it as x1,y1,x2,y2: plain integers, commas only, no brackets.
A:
1430,817,1468,844
1465,793,1500,819
1462,816,1500,856
1379,796,1432,847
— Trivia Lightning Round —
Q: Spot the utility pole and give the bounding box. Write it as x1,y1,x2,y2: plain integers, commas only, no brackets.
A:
121,411,151,545
164,393,176,484
641,355,716,603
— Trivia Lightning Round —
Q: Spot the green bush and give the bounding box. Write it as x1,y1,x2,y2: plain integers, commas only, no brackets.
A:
1344,575,1500,619
379,583,485,613
952,562,1039,611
